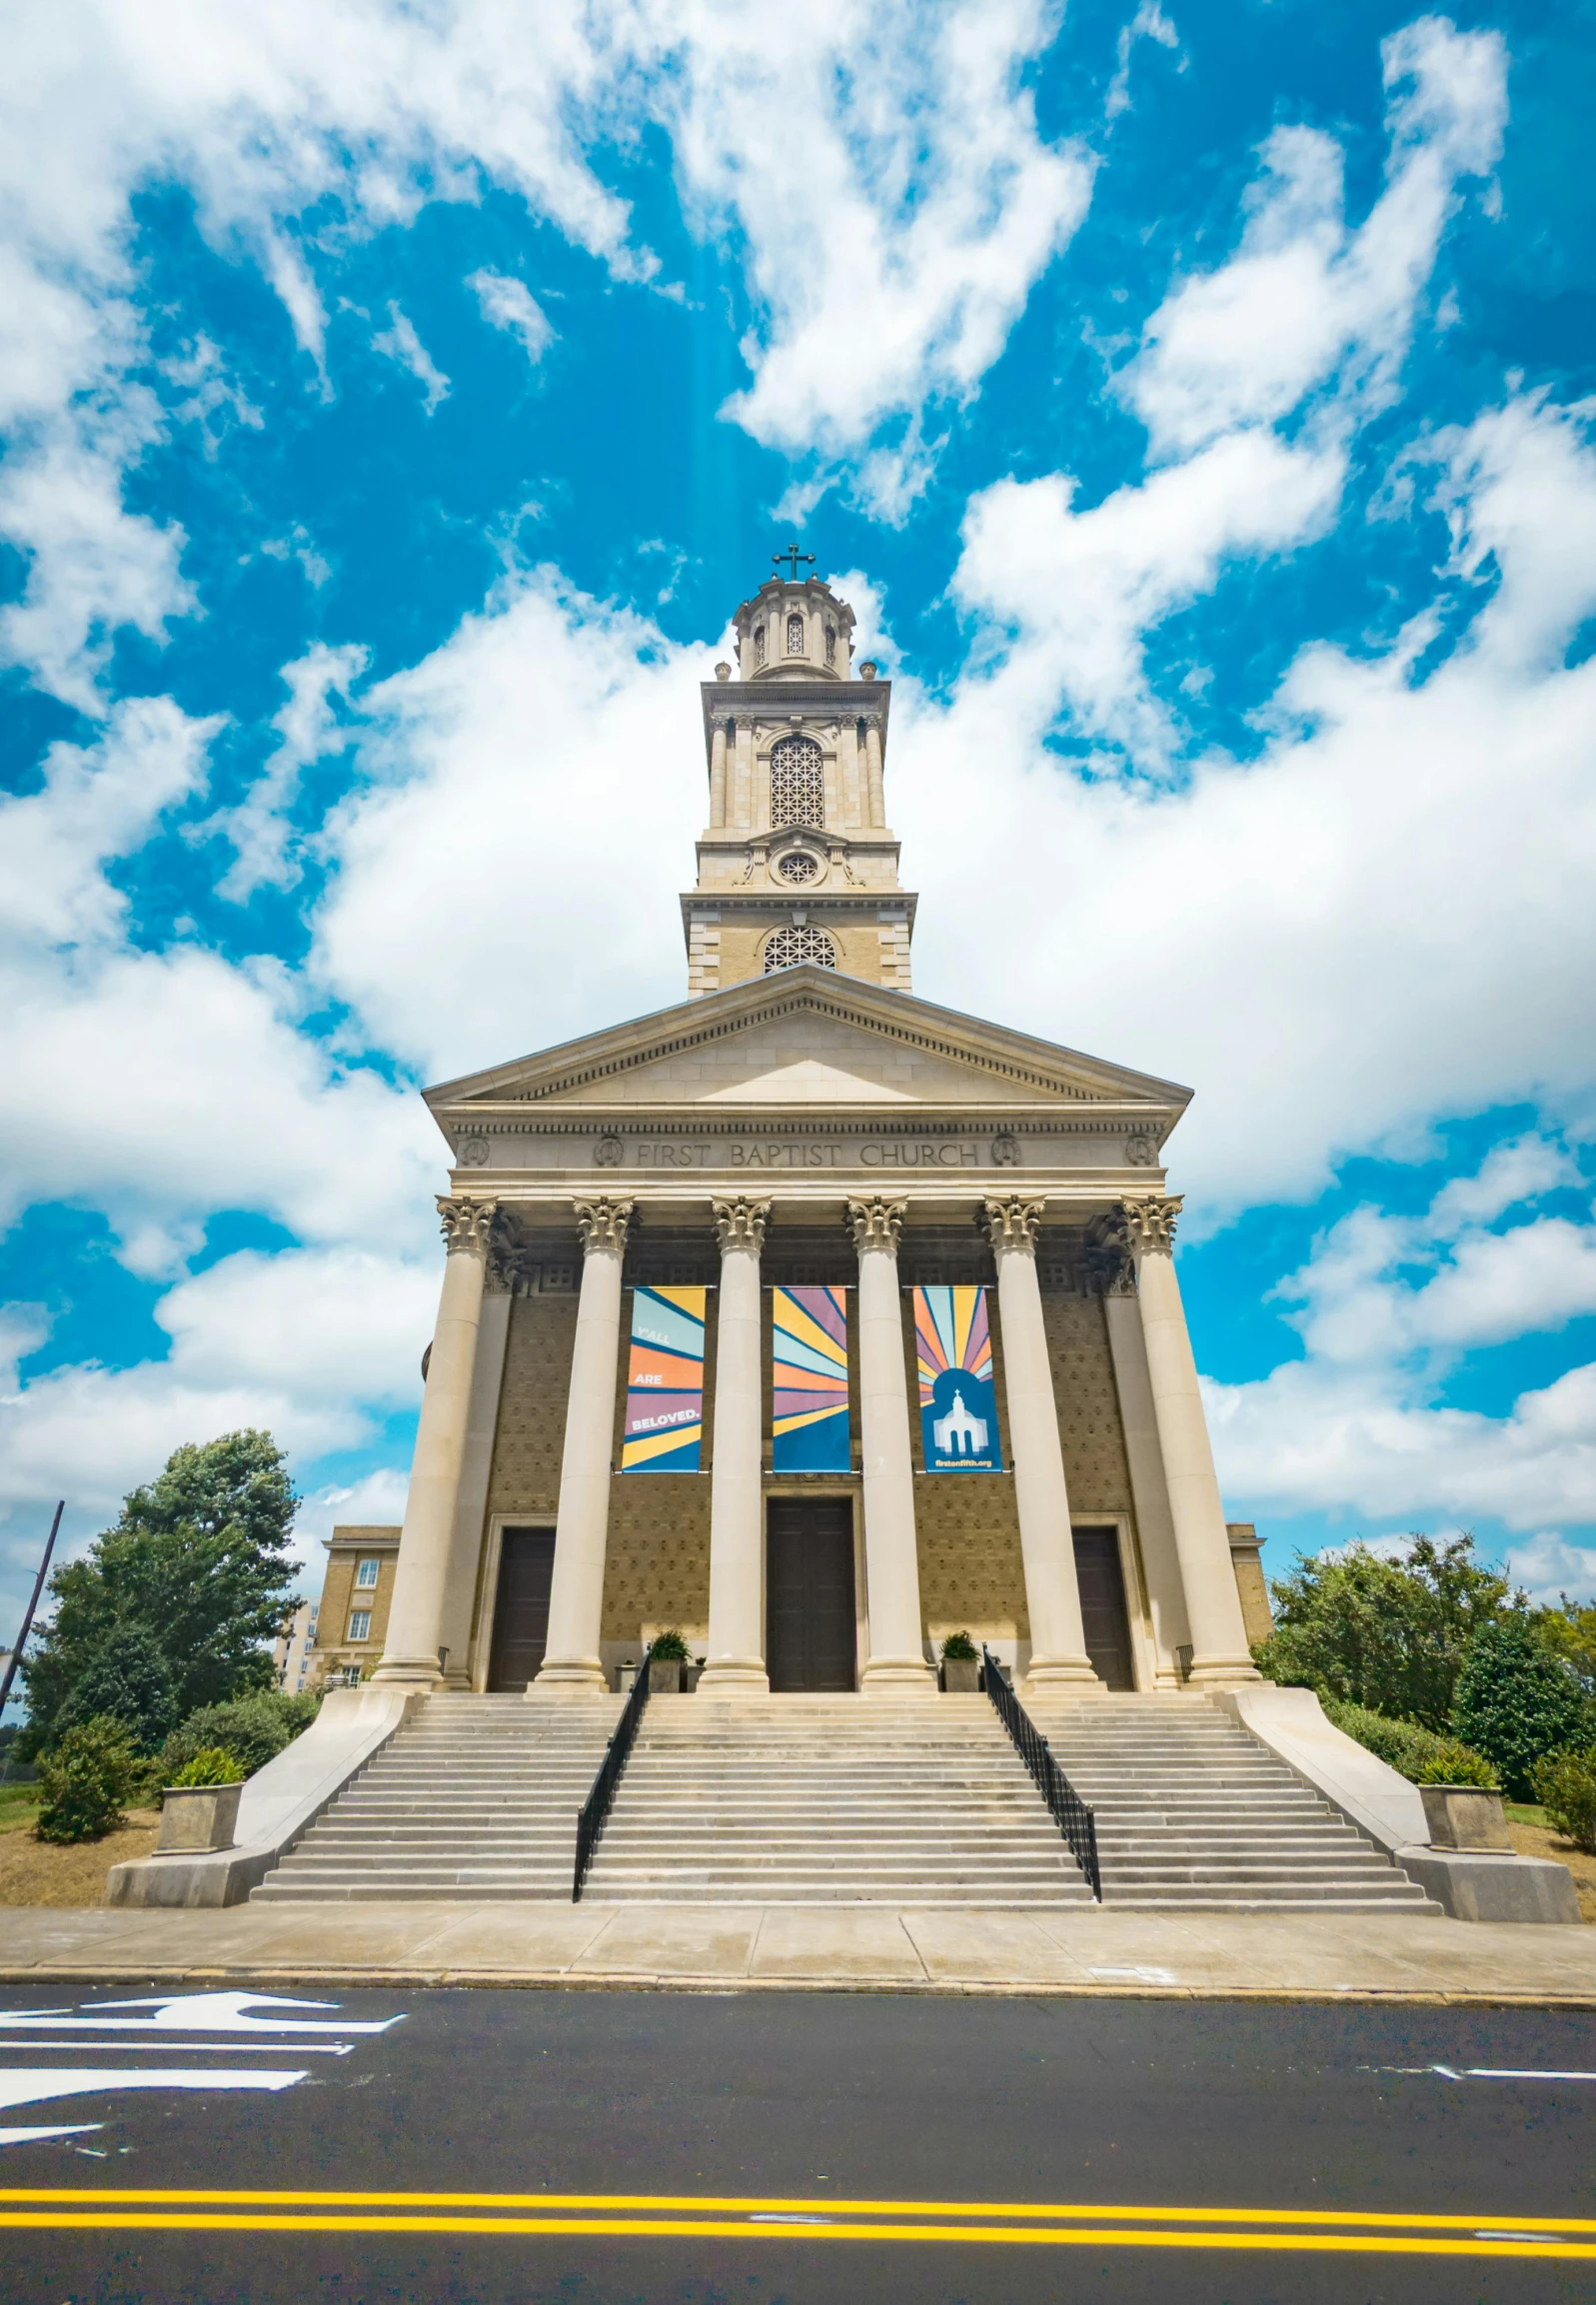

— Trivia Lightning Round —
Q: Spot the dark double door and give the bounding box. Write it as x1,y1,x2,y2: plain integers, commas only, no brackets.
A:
1072,1524,1136,1690
488,1527,556,1691
767,1498,857,1691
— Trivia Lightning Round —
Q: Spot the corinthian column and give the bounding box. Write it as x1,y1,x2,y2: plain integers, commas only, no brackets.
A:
374,1196,497,1687
699,1196,772,1694
847,1196,934,1695
531,1197,633,1695
982,1198,1098,1691
1112,1194,1258,1685
709,718,729,828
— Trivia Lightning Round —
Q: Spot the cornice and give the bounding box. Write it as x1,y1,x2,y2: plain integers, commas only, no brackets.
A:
430,1107,1178,1139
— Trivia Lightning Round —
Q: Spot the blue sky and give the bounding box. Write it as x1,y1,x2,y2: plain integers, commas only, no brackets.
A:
2,0,1594,1661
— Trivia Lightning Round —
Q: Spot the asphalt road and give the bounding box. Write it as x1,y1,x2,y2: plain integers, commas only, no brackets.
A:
0,1978,1593,2302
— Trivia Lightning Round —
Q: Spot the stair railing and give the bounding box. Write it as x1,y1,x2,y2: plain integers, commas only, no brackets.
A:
573,1644,654,1901
982,1646,1101,1901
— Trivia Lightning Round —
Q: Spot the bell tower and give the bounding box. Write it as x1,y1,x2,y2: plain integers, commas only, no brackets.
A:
683,549,915,996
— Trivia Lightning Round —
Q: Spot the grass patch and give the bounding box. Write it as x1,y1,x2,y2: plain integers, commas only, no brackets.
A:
0,1785,40,1835
1505,1801,1550,1828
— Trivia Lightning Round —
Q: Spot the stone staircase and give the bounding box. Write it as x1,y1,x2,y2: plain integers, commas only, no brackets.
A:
581,1694,1093,1906
1026,1694,1438,1910
251,1694,621,1901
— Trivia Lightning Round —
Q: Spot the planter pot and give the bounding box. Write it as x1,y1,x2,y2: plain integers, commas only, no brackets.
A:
616,1664,638,1693
157,1782,242,1855
1420,1783,1513,1852
684,1662,704,1693
941,1659,980,1693
648,1657,684,1694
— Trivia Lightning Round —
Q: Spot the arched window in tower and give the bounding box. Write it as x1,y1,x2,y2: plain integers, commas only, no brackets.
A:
753,625,766,668
787,611,805,656
764,923,836,973
824,625,836,667
769,734,824,830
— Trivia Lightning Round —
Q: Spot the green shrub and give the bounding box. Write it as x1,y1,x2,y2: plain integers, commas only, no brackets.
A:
51,1621,177,1753
940,1631,978,1661
1531,1748,1596,1854
1321,1697,1497,1786
170,1747,245,1788
649,1629,690,1662
158,1689,320,1784
1452,1615,1590,1800
34,1717,141,1843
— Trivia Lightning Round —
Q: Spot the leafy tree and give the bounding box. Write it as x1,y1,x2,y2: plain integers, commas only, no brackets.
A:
52,1621,176,1753
1254,1534,1509,1731
1452,1613,1591,1799
35,1717,141,1843
1532,1748,1596,1853
1531,1598,1596,1691
20,1431,300,1756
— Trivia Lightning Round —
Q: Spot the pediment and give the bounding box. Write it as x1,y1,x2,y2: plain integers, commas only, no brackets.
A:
426,969,1189,1131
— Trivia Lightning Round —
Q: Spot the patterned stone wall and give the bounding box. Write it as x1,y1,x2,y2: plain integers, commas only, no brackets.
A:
484,1292,579,1521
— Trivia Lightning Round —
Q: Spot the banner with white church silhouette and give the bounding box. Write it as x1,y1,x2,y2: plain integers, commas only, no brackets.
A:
771,1285,851,1473
621,1285,707,1472
912,1285,1003,1472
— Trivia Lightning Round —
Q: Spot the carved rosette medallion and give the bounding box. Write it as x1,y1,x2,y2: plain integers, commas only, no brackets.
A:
845,1195,906,1254
713,1196,772,1253
1124,1132,1158,1167
1112,1192,1183,1256
437,1195,498,1256
981,1196,1046,1254
593,1132,624,1167
457,1135,490,1167
574,1196,635,1256
991,1131,1019,1166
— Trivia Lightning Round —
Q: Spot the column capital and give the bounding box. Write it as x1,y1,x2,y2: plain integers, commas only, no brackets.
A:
712,1195,771,1252
574,1196,634,1255
846,1195,905,1253
1112,1192,1183,1255
437,1195,498,1256
981,1195,1046,1254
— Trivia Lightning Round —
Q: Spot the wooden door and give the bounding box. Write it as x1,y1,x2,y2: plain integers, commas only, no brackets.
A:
766,1498,857,1691
1071,1525,1136,1690
487,1527,556,1690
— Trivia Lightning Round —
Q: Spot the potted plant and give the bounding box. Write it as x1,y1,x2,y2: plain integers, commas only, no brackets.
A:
156,1748,245,1855
1420,1781,1513,1851
649,1629,690,1693
685,1655,707,1693
940,1631,980,1693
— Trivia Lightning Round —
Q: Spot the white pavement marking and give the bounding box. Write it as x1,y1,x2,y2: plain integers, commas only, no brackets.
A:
0,2126,100,2148
0,1991,403,2036
3,2041,353,2054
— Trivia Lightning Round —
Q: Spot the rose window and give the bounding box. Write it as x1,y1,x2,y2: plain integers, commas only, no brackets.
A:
777,851,818,884
770,734,823,829
764,924,836,973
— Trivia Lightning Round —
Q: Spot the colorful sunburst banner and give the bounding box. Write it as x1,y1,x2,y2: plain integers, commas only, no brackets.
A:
621,1285,707,1471
771,1284,851,1473
913,1284,1003,1471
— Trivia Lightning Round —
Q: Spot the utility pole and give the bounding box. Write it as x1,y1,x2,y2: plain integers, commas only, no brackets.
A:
0,1500,65,1722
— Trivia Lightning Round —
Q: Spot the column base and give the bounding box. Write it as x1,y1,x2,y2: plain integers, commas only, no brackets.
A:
1186,1655,1262,1688
696,1658,771,1694
1018,1657,1102,1695
860,1655,938,1696
370,1657,445,1690
440,1668,474,1693
527,1657,611,1696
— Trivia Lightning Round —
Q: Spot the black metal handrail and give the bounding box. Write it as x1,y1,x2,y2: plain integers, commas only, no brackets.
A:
982,1645,1101,1900
573,1644,654,1901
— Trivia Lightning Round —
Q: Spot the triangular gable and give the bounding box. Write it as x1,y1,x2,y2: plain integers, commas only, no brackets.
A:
426,968,1189,1127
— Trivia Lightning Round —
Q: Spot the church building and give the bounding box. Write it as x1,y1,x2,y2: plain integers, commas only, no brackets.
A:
371,564,1261,1703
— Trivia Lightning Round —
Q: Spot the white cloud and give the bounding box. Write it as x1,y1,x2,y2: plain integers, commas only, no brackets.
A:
1504,1529,1596,1608
372,301,450,412
155,1247,436,1403
1124,16,1506,457
469,270,554,366
1105,1,1180,124
216,641,369,900
291,1467,412,1582
310,567,701,1077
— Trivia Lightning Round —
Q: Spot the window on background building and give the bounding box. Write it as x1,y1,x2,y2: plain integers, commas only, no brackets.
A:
770,734,823,829
348,1610,372,1642
764,924,837,973
355,1558,380,1589
787,612,804,656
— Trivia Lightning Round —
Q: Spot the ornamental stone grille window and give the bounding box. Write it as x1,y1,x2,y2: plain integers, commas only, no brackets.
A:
753,625,766,667
770,733,824,830
787,611,805,655
764,923,837,972
777,850,818,883
824,625,836,666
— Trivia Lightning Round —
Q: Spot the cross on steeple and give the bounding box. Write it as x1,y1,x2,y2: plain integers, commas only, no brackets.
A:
773,543,815,582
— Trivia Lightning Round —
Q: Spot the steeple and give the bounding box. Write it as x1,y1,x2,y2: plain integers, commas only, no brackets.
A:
683,562,914,997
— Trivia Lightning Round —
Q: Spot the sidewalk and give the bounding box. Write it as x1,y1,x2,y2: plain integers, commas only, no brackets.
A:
2,1899,1594,2001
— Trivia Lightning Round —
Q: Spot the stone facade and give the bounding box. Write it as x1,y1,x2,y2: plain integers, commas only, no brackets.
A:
375,567,1264,1704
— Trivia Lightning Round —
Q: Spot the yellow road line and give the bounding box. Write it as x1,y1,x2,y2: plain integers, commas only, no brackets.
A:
0,2188,1592,2234
0,2211,1591,2258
